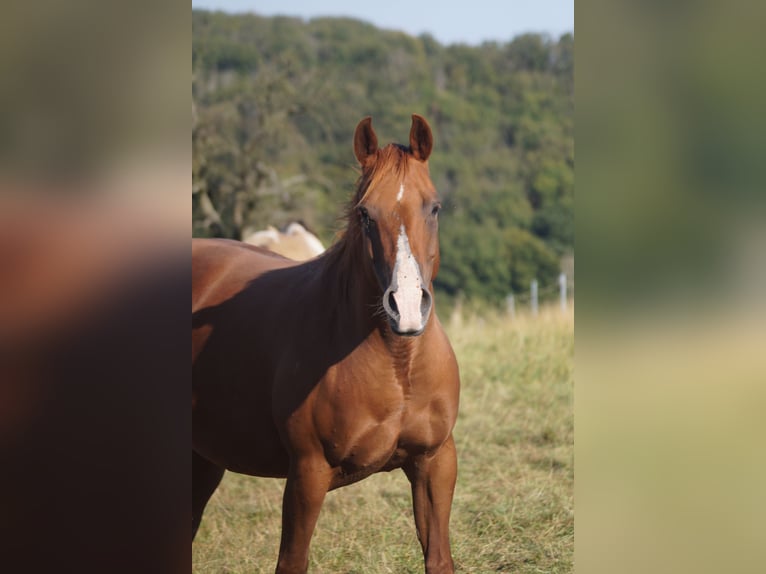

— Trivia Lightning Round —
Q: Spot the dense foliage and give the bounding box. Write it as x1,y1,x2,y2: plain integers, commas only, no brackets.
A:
192,10,573,303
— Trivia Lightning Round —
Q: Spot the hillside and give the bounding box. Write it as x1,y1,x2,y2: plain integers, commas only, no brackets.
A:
192,10,573,302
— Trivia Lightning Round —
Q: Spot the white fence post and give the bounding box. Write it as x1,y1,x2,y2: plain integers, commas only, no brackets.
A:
559,272,567,313
531,279,538,316
506,294,515,320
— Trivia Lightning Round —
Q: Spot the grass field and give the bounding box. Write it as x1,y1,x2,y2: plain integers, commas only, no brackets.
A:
192,305,574,573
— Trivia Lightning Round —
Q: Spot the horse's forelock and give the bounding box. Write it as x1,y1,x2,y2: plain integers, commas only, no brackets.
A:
354,144,411,206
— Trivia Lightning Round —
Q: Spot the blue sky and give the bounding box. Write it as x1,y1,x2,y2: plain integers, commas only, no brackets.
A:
191,0,574,46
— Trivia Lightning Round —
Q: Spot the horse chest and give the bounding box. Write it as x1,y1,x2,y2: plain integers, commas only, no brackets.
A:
318,377,453,485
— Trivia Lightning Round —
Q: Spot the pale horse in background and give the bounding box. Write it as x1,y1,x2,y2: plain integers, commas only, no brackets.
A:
242,222,325,261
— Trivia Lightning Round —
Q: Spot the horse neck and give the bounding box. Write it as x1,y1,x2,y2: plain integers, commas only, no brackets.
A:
319,230,376,307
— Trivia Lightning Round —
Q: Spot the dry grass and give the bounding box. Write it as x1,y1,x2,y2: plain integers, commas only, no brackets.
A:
193,305,573,573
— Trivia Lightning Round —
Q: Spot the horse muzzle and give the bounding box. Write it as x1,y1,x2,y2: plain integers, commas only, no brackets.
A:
382,285,432,336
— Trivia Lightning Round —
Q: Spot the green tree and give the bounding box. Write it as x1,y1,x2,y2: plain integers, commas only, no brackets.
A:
192,10,574,302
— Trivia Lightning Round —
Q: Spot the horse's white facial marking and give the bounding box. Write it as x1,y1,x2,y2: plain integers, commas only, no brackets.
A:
397,183,404,202
392,224,424,332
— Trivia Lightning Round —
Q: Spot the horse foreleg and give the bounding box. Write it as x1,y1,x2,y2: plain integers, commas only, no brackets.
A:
192,450,225,540
275,456,332,574
404,434,458,574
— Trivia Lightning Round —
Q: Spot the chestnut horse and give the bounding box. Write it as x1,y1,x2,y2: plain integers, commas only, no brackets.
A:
192,115,460,574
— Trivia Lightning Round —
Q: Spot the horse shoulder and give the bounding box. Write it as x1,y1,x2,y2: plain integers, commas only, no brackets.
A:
274,346,405,475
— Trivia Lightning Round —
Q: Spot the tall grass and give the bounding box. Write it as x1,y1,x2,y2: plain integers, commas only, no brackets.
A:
193,305,573,573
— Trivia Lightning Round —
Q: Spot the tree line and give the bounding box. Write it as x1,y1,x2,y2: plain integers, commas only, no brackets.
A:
192,9,573,303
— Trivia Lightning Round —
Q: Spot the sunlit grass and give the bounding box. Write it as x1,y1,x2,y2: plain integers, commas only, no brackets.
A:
193,304,573,573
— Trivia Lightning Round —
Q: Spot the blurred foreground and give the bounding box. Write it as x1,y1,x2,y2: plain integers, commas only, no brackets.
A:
577,1,766,572
0,192,189,574
0,2,189,572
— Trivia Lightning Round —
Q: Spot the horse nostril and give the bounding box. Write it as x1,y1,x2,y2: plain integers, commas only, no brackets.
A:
386,290,400,318
382,287,400,321
420,288,432,318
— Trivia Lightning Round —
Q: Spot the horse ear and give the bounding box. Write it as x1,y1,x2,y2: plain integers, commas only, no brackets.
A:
353,116,378,165
409,114,433,161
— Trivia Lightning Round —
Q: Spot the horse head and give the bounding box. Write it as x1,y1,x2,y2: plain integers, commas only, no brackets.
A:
351,114,441,336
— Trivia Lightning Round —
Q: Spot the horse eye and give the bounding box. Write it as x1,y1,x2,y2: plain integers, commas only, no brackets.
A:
431,203,441,217
358,206,371,227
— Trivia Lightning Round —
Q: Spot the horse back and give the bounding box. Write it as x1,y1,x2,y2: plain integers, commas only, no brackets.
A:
193,238,292,300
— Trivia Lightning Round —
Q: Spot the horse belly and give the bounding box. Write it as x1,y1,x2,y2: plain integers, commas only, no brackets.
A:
192,386,289,477
193,422,289,477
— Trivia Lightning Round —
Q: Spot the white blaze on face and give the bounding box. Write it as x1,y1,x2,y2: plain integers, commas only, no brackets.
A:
392,224,424,332
397,183,405,202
